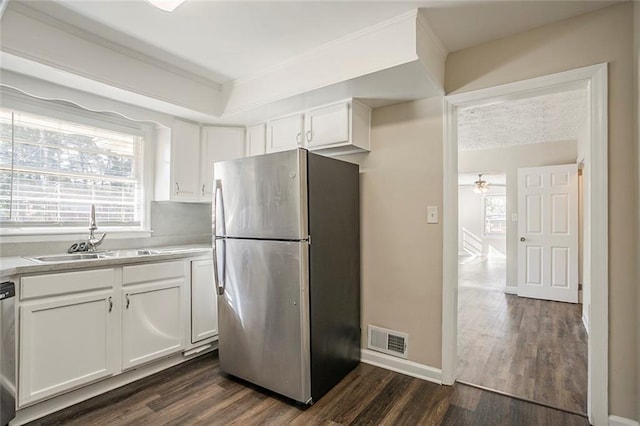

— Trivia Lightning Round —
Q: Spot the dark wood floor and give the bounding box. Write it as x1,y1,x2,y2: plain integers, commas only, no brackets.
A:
32,352,589,425
458,256,588,414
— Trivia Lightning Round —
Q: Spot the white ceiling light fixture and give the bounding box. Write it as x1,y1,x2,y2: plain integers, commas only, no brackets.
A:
146,0,185,12
473,174,489,194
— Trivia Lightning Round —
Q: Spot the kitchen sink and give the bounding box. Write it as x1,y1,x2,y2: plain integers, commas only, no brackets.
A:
25,252,112,263
101,249,161,257
25,249,160,263
24,247,207,264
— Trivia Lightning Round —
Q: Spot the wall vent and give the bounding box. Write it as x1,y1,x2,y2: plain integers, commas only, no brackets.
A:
367,325,408,359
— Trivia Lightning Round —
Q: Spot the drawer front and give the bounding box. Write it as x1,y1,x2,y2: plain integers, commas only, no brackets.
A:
21,269,116,300
122,261,186,285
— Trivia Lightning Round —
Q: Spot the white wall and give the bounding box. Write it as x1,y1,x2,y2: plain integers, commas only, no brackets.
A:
458,185,506,257
459,140,578,289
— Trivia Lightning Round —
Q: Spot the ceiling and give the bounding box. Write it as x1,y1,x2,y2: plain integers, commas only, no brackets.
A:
457,87,588,151
17,0,620,86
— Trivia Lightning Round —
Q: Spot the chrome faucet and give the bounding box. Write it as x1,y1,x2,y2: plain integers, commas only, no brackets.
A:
87,204,107,252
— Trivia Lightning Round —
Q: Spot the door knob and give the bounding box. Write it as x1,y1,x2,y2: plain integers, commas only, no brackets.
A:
520,237,526,242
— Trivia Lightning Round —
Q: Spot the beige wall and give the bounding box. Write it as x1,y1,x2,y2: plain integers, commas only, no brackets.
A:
447,3,638,419
341,97,443,368
459,141,578,289
634,2,640,422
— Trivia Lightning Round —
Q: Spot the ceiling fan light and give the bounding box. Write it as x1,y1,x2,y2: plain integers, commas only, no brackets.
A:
473,174,489,194
147,0,185,12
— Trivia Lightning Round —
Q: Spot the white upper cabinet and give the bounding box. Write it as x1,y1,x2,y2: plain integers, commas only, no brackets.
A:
200,126,245,202
170,119,201,201
156,121,245,202
264,99,370,157
304,102,350,148
246,123,266,157
267,113,304,153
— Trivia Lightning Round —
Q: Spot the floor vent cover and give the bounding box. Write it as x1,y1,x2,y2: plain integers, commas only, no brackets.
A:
368,325,408,358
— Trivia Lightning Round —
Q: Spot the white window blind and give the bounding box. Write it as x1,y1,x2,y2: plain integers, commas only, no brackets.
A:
0,107,144,228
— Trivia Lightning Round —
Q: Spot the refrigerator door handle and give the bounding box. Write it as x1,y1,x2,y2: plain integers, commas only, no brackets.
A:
214,238,226,296
213,179,226,295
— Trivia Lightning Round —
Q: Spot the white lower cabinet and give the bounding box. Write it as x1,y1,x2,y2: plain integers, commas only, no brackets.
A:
121,261,187,369
18,260,191,407
191,259,218,343
122,280,184,369
19,290,118,406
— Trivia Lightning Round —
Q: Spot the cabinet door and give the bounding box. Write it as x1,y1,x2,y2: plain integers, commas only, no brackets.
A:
268,114,304,153
200,126,245,202
19,291,117,405
246,123,266,157
305,102,350,149
122,280,185,369
171,119,201,201
191,259,218,343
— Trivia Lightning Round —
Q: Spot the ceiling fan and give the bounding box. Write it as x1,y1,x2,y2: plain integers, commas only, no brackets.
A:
473,174,489,194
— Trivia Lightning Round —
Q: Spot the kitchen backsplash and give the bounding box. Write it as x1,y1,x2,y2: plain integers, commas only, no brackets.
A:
0,202,213,257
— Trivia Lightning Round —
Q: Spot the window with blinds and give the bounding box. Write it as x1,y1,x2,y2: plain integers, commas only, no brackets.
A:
0,107,144,229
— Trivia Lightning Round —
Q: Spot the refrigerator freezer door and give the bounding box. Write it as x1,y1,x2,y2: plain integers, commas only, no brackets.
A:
217,238,311,403
213,149,308,240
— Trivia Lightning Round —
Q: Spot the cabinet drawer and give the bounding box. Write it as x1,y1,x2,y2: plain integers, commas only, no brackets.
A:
21,268,116,300
122,261,185,285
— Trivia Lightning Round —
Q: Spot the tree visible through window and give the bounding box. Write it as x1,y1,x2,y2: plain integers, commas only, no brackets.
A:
484,194,506,235
0,107,144,229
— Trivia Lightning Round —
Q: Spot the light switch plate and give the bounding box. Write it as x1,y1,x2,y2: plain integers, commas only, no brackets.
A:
511,213,518,222
427,206,438,224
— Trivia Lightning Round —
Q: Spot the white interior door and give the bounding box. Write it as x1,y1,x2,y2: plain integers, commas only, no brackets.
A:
517,164,578,303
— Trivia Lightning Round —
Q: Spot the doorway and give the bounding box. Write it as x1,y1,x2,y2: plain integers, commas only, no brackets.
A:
441,64,608,425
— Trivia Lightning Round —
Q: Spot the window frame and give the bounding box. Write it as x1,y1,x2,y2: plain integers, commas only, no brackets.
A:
482,193,507,236
0,89,153,239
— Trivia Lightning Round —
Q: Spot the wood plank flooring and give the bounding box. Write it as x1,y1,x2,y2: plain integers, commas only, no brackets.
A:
31,353,589,426
457,256,588,414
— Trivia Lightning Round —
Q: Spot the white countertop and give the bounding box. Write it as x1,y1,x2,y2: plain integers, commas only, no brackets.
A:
0,244,212,277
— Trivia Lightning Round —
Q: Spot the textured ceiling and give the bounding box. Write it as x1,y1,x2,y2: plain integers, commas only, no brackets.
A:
457,88,588,151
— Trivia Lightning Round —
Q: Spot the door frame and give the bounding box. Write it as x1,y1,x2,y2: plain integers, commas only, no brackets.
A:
441,63,608,425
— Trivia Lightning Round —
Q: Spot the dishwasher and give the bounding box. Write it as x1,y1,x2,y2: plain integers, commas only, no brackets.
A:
0,281,15,426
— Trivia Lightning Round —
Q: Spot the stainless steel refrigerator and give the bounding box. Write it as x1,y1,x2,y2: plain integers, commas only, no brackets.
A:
212,148,360,404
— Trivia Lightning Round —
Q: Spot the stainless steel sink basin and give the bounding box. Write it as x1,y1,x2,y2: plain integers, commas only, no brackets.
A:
24,247,207,264
102,249,161,257
25,252,112,263
24,249,161,263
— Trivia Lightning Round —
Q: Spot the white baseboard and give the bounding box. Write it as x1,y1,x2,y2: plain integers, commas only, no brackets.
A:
609,415,640,426
360,349,442,385
503,286,517,295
